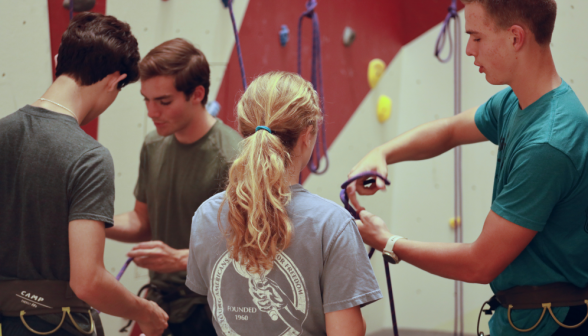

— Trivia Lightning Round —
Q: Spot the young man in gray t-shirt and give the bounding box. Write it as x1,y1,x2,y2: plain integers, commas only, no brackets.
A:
0,13,167,336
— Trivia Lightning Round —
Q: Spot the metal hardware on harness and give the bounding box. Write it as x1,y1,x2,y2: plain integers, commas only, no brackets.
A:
20,307,95,336
476,283,588,335
340,172,399,336
19,308,67,335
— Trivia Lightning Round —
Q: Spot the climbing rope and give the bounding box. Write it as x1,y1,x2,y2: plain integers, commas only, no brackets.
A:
116,257,133,281
226,0,247,90
435,1,463,336
297,0,329,175
340,172,399,336
69,0,74,21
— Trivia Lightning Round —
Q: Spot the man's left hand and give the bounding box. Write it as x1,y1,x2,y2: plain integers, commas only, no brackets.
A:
127,241,188,273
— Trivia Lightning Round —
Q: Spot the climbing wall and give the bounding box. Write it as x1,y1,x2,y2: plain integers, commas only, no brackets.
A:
216,0,463,181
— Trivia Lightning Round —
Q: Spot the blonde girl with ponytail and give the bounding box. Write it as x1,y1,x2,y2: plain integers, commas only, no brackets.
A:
186,72,382,336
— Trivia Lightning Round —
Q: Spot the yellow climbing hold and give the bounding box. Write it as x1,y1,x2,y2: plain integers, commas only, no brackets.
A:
377,95,392,123
368,58,386,88
449,217,462,229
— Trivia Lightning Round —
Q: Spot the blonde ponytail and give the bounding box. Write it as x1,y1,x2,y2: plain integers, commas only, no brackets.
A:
222,72,322,274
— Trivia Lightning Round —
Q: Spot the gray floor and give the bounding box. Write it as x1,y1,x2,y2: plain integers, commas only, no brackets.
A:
368,329,477,336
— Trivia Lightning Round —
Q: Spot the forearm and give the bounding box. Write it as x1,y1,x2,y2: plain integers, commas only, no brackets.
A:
393,239,490,284
107,211,151,243
378,118,456,165
72,266,151,322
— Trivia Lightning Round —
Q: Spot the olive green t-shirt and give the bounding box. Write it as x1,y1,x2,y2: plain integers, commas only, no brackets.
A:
134,119,241,323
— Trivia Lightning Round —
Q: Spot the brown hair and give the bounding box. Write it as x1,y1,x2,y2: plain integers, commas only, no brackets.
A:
139,38,210,104
461,0,557,45
222,72,322,274
55,12,140,89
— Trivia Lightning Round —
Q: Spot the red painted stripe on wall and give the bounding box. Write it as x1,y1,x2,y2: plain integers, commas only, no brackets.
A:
216,0,463,181
47,0,107,140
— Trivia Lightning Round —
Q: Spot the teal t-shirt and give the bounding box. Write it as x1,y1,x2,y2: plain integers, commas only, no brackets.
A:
475,81,588,336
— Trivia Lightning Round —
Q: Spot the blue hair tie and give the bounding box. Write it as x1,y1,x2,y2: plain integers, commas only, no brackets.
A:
255,126,272,134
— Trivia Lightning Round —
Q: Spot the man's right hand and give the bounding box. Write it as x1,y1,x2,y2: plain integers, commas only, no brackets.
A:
355,210,392,252
347,147,389,211
136,300,169,336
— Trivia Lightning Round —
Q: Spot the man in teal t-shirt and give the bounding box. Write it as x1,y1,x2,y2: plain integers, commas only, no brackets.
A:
345,0,588,335
475,81,588,335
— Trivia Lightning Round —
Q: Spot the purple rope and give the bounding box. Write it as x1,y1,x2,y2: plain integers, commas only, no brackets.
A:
339,172,390,220
69,0,74,21
116,257,134,281
297,0,329,175
228,0,247,90
435,2,464,336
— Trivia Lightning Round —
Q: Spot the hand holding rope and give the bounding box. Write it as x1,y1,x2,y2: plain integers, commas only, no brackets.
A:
340,172,399,336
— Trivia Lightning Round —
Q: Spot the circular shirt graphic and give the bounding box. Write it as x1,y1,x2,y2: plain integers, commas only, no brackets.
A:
210,251,309,335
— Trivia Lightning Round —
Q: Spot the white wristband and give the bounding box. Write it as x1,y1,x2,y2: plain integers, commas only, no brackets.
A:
384,235,406,254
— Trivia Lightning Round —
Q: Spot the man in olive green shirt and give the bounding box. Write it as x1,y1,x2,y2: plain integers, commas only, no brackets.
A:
106,38,241,336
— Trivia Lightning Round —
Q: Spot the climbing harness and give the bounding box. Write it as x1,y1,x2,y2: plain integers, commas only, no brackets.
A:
297,0,329,175
0,280,97,335
226,0,248,90
113,257,201,333
434,1,463,335
340,172,398,336
476,283,588,335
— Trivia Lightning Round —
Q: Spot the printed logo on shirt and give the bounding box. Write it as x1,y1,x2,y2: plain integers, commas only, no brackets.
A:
210,251,309,335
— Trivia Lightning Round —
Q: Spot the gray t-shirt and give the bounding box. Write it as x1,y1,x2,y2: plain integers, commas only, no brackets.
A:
0,105,115,335
186,185,382,336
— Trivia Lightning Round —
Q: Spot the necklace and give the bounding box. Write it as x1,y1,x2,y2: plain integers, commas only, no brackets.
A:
38,98,78,122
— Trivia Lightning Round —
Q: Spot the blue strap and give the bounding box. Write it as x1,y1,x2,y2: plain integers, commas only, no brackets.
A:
69,0,74,21
255,126,271,134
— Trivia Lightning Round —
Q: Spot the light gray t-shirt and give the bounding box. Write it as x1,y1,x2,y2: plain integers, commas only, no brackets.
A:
186,185,382,336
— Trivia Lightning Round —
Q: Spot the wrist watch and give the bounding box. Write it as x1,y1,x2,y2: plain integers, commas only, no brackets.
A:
382,235,407,264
